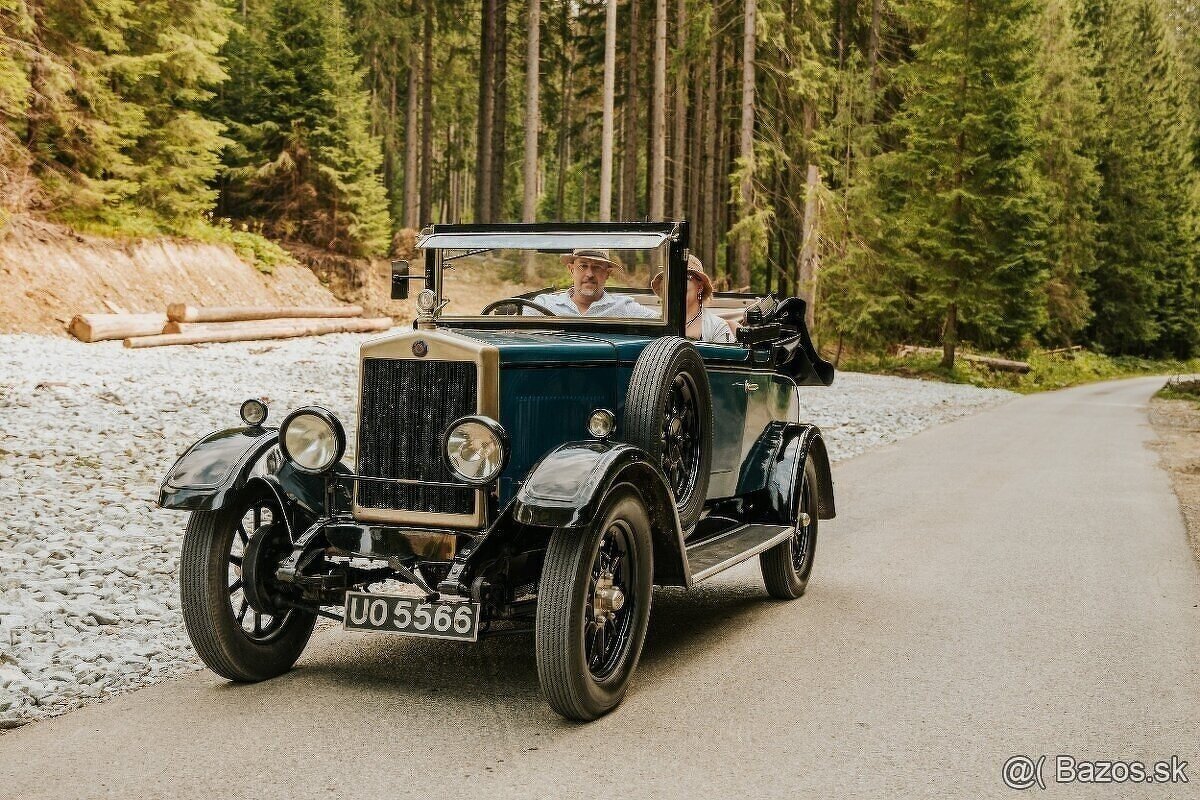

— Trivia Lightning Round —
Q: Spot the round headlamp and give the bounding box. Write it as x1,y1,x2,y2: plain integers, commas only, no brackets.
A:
587,408,616,439
278,406,345,474
415,288,437,314
443,416,509,485
240,398,268,427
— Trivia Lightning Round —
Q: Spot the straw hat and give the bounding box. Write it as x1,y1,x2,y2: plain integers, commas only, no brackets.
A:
650,254,714,301
560,248,619,269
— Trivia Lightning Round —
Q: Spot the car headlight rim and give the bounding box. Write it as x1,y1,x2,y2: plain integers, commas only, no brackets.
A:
443,415,509,486
278,406,346,474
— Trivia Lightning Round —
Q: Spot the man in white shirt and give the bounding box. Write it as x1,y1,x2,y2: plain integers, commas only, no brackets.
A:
528,249,658,318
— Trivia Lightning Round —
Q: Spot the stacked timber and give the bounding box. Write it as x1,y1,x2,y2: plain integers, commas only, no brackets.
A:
68,304,392,347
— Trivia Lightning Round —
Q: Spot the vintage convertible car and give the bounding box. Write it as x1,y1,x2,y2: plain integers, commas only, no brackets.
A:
158,222,836,720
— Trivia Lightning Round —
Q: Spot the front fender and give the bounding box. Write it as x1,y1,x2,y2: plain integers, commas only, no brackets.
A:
157,428,339,525
514,441,690,587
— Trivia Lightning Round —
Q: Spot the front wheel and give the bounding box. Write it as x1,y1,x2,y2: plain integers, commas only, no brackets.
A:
535,486,654,721
180,488,316,682
759,456,819,599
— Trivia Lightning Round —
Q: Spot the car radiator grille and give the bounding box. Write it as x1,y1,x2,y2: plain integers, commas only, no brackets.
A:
356,358,477,515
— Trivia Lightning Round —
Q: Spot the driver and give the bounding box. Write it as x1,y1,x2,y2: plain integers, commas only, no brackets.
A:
526,249,658,318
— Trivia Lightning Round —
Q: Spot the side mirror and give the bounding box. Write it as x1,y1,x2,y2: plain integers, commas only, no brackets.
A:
391,260,411,300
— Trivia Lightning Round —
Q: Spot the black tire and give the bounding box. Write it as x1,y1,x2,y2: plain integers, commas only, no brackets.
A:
622,337,712,528
535,486,654,721
180,488,316,682
760,456,819,599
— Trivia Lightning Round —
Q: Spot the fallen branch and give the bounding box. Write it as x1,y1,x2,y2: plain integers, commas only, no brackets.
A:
69,313,168,343
124,317,393,348
165,304,365,323
896,345,1031,374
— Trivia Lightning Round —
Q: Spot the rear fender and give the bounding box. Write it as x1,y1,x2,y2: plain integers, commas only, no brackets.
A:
158,428,343,534
513,441,689,587
735,422,835,524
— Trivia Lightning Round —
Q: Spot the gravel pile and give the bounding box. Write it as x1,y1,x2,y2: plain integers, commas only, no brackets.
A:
0,333,1013,729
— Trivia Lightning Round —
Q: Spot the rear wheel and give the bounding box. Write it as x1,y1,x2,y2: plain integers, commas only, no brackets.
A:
180,488,316,681
760,456,819,599
535,487,653,721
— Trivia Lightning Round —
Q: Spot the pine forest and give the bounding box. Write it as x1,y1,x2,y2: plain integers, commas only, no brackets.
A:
1,0,1198,361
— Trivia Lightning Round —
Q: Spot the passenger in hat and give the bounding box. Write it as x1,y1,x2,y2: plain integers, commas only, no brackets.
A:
528,249,658,318
651,255,734,343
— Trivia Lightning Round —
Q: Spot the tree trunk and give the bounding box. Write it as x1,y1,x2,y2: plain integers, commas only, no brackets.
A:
620,0,641,221
522,0,541,280
700,14,719,270
403,56,420,229
941,300,958,369
688,59,704,234
599,0,617,221
649,0,667,219
734,0,756,290
475,0,497,223
419,0,435,226
868,0,883,96
797,163,821,335
522,0,541,225
671,0,688,220
69,314,169,343
555,9,573,220
166,304,363,323
491,0,510,221
127,318,394,349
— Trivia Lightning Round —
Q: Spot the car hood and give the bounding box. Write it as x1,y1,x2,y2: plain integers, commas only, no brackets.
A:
453,329,652,366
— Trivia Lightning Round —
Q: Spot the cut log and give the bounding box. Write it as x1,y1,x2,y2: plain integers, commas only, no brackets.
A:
897,345,1031,373
69,313,169,343
124,317,393,348
165,304,364,323
162,317,371,335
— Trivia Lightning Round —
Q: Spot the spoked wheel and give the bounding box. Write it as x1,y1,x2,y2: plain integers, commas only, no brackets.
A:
180,487,316,682
760,455,819,599
623,337,712,528
536,486,653,721
660,372,703,506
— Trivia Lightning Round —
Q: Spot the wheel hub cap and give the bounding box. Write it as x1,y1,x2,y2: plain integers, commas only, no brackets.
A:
593,572,625,621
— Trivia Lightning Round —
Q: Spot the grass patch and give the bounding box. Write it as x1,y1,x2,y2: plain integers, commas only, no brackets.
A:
840,347,1200,394
49,208,295,274
1157,376,1200,406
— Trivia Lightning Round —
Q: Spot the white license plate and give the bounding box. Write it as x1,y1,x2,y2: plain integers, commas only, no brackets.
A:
343,591,480,642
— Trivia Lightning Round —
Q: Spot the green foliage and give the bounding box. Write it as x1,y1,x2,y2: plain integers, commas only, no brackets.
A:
1078,0,1200,357
213,0,390,255
875,0,1050,356
844,347,1200,394
1034,0,1102,345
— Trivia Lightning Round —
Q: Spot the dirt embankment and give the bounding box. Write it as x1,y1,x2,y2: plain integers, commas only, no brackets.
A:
0,215,340,335
1149,396,1200,564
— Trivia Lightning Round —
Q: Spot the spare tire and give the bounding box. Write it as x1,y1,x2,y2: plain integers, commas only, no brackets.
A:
622,337,712,528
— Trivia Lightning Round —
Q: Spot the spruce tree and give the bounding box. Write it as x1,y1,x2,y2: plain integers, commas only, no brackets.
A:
877,0,1049,366
314,2,391,254
125,0,232,221
214,0,391,254
1033,0,1102,346
1080,0,1200,356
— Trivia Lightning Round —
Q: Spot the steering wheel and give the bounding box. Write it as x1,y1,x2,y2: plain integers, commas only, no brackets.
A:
480,297,558,316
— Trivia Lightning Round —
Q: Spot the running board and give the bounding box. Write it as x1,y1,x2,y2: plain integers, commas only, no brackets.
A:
686,523,793,584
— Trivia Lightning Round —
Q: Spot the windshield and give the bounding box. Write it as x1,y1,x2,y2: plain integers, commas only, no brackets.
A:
433,243,670,324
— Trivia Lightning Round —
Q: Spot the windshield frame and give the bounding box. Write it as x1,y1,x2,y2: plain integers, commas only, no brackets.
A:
420,222,688,338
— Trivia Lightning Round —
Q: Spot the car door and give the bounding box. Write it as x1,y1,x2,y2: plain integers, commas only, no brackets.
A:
695,342,753,498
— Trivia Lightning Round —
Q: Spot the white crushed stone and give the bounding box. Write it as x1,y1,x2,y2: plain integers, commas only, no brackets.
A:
0,333,1013,729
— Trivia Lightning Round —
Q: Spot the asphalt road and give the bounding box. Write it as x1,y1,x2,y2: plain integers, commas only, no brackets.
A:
3,377,1198,799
